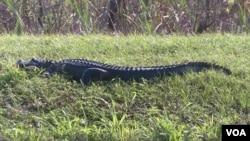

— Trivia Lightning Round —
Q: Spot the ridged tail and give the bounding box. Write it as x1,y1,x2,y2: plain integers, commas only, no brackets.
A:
181,62,231,75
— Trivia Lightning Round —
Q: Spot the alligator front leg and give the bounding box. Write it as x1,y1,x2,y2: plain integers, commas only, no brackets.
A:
44,63,64,78
81,68,110,85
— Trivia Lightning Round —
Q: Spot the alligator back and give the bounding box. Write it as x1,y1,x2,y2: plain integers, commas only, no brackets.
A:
104,62,231,82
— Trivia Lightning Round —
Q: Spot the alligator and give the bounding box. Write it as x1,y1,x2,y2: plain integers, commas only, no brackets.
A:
16,58,231,85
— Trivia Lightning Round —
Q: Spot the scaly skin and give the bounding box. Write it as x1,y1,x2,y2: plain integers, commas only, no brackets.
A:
16,58,231,84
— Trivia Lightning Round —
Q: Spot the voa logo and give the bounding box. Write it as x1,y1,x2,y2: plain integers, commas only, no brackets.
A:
226,129,246,136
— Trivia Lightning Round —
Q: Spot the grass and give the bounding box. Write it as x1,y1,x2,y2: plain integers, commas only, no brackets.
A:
0,34,249,140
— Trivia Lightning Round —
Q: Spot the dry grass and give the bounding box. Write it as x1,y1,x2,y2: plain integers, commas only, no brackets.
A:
0,0,249,34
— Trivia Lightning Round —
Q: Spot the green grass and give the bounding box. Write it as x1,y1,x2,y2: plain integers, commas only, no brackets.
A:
0,34,249,140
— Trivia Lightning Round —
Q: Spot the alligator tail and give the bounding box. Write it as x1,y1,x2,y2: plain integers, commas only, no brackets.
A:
184,62,231,75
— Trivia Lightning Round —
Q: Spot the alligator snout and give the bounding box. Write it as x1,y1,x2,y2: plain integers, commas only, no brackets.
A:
16,59,28,68
16,58,42,68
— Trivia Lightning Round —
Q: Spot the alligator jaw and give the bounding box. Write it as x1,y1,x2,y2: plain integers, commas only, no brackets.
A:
16,59,30,68
16,58,44,68
16,58,53,69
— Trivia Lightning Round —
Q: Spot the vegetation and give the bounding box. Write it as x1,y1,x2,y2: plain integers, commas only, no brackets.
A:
0,0,249,140
0,0,250,34
0,34,249,140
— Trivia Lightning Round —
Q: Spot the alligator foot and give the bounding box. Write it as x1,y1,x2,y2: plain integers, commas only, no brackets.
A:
44,71,51,78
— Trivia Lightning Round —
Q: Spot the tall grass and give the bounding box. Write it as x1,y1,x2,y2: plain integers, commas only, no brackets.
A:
3,0,24,34
238,3,249,32
0,0,249,34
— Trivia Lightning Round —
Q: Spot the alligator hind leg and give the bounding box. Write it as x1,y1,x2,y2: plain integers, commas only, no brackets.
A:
81,68,109,85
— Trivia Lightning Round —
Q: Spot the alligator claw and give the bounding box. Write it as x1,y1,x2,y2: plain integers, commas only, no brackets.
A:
45,72,51,78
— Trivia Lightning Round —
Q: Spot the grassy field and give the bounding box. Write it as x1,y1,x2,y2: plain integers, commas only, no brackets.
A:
0,34,249,140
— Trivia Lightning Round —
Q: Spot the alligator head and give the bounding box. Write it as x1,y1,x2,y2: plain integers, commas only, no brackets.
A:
16,58,53,69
